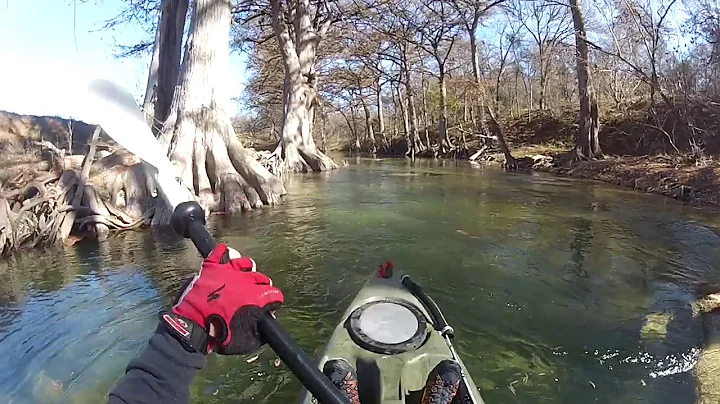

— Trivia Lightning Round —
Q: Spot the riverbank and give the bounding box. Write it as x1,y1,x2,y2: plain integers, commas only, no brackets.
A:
470,104,720,208
481,147,720,207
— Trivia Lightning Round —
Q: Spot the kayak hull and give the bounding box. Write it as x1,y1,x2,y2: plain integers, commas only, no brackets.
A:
298,268,484,404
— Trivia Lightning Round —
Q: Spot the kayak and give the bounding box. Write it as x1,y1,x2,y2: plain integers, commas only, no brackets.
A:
298,263,485,404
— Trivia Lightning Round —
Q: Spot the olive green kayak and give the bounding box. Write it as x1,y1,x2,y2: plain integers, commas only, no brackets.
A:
298,264,485,404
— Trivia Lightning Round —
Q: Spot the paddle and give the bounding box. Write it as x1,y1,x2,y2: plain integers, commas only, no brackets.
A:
401,275,479,404
85,79,348,404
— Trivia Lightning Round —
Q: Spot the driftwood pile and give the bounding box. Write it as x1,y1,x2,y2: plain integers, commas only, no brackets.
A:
248,148,284,179
0,126,153,256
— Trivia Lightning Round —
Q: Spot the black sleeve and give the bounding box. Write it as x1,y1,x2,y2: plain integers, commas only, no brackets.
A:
108,323,206,404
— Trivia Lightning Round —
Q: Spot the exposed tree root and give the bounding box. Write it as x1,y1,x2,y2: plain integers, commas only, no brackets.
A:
0,95,290,255
278,141,338,173
298,146,338,171
0,101,275,253
161,106,286,222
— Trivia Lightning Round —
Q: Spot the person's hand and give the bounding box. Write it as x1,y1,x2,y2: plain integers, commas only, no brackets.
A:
160,243,284,355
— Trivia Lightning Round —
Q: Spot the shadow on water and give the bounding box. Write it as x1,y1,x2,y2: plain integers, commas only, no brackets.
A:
1,158,720,403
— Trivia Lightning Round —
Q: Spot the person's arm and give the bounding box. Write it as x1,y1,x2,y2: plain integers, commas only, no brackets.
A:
107,244,284,404
108,323,205,404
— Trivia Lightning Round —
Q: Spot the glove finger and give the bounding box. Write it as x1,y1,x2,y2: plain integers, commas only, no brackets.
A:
248,271,273,286
228,257,257,272
205,243,229,264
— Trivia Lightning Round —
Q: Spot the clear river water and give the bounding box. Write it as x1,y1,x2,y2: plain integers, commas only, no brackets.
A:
2,158,720,403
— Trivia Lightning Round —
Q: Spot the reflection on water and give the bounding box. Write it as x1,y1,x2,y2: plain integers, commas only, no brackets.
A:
1,158,720,403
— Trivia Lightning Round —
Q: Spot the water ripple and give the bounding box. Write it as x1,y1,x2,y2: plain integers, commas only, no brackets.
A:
0,159,716,403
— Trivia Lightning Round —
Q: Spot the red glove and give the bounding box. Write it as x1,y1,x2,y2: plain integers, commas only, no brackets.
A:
160,243,284,355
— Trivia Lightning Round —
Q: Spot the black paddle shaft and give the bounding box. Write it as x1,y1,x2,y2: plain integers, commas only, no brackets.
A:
400,276,454,337
171,201,348,404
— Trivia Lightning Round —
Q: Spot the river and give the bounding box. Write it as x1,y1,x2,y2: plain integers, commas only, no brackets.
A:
1,158,719,403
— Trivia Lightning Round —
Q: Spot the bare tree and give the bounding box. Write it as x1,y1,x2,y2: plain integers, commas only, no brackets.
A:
268,0,341,171
372,0,427,158
570,0,603,160
493,16,522,110
160,0,285,219
452,0,518,167
589,0,680,105
509,0,574,111
415,0,461,152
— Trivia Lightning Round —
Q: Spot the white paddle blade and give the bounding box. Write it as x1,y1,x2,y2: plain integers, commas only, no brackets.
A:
85,79,193,209
85,79,171,172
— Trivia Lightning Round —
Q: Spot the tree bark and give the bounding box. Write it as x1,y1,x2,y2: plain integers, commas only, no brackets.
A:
163,0,285,218
421,77,431,150
470,34,480,93
143,16,162,125
397,85,410,152
376,80,388,151
391,84,400,142
143,0,189,130
376,80,385,136
406,84,423,157
360,89,376,156
570,0,603,161
350,102,360,152
539,51,548,111
438,69,450,152
270,0,337,172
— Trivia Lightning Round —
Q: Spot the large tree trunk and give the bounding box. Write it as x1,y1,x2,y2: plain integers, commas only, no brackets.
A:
162,0,285,219
391,84,399,147
360,90,376,156
143,0,188,130
406,84,423,158
143,17,162,124
376,80,388,151
270,0,337,172
420,78,431,150
377,80,385,135
570,0,603,161
397,86,410,153
438,69,451,153
539,57,548,111
469,34,480,92
350,102,360,152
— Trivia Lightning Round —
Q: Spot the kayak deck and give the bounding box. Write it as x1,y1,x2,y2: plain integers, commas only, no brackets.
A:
298,267,484,403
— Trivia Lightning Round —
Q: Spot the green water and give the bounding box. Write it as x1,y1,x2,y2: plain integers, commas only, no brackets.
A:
2,158,720,403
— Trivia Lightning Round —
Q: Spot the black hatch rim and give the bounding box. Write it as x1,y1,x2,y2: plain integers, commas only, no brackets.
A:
346,299,428,355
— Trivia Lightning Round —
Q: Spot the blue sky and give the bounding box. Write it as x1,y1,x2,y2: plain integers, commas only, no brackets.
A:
0,0,248,119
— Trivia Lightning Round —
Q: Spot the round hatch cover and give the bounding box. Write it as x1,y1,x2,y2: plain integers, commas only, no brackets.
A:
347,300,427,355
